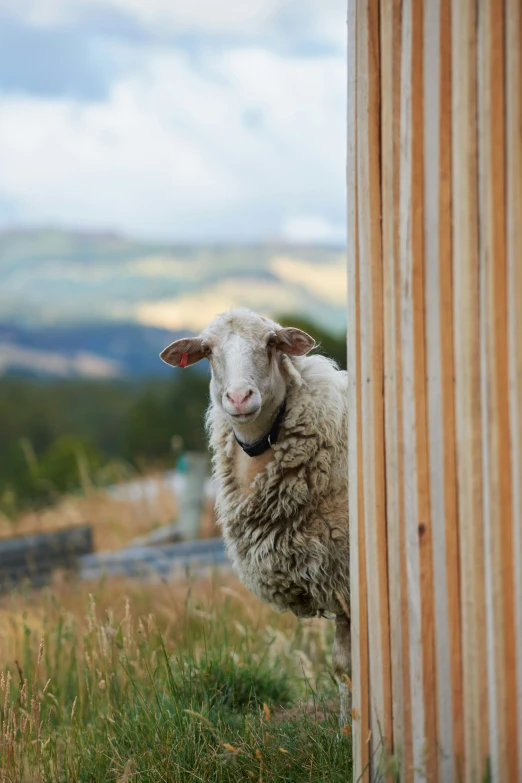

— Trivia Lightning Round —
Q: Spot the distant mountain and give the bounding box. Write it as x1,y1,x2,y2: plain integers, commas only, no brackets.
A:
0,322,186,378
0,229,346,377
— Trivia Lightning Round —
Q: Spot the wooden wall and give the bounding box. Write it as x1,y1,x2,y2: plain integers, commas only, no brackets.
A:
346,1,522,780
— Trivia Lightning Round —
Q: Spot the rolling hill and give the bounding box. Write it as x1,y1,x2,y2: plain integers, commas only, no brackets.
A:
0,229,346,377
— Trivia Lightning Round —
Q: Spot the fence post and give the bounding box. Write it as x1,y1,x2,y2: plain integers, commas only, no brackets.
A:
176,451,208,540
347,1,522,780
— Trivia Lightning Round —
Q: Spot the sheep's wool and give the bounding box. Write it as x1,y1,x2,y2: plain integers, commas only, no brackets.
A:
208,353,349,619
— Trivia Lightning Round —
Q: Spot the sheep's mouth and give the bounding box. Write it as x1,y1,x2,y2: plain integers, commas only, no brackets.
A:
230,409,259,420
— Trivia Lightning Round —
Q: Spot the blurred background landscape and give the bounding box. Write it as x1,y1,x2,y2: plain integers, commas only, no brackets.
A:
0,231,346,525
0,3,350,778
0,0,347,528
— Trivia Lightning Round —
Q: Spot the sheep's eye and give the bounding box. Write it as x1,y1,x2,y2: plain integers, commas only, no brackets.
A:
203,344,212,356
267,335,277,348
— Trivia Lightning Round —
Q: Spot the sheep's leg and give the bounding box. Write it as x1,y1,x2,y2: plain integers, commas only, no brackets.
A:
332,613,351,728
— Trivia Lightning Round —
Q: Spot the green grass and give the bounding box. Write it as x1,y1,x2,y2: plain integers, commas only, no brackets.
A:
0,582,352,782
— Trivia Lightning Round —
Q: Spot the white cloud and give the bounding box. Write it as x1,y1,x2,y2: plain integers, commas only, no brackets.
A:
0,0,279,30
281,216,345,244
0,42,346,241
0,0,345,48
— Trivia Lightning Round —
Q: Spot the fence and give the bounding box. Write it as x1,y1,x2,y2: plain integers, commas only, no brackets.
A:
0,525,93,592
347,1,521,781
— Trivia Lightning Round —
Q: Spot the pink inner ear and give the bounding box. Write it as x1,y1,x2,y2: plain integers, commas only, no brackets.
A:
179,352,189,368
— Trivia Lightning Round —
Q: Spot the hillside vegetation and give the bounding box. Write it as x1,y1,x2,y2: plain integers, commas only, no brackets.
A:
0,230,346,335
0,231,346,378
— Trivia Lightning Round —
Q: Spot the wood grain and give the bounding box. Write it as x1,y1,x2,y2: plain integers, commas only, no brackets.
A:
410,0,439,778
423,0,456,777
506,0,522,778
398,1,427,776
357,1,392,765
347,1,520,778
381,1,412,777
438,0,464,777
451,0,489,778
477,0,517,779
347,1,370,778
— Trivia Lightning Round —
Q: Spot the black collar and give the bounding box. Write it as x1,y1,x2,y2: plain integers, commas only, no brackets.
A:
234,400,286,458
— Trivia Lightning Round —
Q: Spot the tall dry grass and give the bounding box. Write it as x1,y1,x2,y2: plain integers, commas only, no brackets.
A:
0,572,350,782
0,572,329,684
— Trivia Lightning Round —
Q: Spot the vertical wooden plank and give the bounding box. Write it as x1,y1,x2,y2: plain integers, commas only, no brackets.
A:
477,1,519,779
437,0,465,776
399,0,429,776
357,0,393,769
393,6,414,773
357,0,382,757
402,0,440,778
347,1,370,779
380,11,400,754
477,1,501,777
424,0,460,778
506,0,522,778
451,0,490,779
381,1,412,779
409,0,440,777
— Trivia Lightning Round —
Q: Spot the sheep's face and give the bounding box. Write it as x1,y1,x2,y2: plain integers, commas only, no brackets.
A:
160,309,314,425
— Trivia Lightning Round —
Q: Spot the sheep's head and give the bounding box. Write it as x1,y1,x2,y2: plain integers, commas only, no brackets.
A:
160,309,314,425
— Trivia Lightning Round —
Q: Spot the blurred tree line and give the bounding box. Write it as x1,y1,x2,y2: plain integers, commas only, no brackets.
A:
0,318,345,516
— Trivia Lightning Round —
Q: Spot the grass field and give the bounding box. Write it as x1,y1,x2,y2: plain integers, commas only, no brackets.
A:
0,573,352,782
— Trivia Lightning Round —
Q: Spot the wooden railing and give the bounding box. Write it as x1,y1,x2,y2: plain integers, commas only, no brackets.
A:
0,525,93,592
347,1,521,780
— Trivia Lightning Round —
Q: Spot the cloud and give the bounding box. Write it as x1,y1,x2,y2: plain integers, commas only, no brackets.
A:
0,0,344,50
0,0,280,31
0,0,346,242
280,216,345,244
0,42,346,242
0,14,127,100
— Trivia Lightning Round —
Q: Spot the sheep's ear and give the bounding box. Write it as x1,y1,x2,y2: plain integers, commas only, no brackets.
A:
275,327,315,356
160,337,206,368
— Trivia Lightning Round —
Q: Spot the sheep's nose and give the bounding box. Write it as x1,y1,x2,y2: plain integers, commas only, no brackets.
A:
226,388,253,407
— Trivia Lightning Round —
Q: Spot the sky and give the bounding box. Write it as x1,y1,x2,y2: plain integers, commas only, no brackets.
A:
0,0,347,244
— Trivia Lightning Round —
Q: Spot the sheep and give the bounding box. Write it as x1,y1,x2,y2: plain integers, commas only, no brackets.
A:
160,308,350,724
